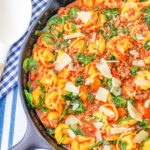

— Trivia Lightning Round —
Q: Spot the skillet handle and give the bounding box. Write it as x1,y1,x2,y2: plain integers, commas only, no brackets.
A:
9,120,53,150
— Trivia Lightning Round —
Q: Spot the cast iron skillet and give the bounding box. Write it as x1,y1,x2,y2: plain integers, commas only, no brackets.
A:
9,0,74,149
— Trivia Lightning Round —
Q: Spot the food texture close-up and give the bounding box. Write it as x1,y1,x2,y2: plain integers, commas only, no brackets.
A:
23,0,150,149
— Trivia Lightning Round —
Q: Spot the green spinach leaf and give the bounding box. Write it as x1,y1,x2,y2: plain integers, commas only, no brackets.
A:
24,89,35,108
75,76,84,86
23,57,38,73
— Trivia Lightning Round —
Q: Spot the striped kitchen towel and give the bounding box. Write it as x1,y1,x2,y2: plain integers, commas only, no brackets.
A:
0,86,27,150
0,0,49,99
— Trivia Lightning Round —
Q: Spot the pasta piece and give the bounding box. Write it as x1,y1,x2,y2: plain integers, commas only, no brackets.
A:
32,86,41,106
37,33,55,49
40,70,57,88
99,104,119,121
45,90,63,112
55,123,71,144
142,139,150,150
89,33,105,56
69,38,85,53
117,133,137,150
79,85,88,103
144,56,150,64
121,2,141,22
71,135,95,150
134,70,150,90
131,25,150,44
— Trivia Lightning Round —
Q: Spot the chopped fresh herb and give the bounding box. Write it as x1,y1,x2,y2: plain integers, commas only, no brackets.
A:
76,53,97,66
23,57,38,73
97,29,104,34
58,106,69,123
53,29,60,36
112,140,117,145
132,35,137,40
38,93,49,112
69,125,85,135
46,128,55,135
139,0,146,1
110,24,118,38
27,81,32,92
69,6,80,18
75,76,84,86
59,133,68,144
137,120,150,130
48,15,62,26
103,34,110,41
143,7,150,26
119,27,129,34
107,55,116,61
81,40,87,53
42,33,52,44
89,141,103,150
107,78,112,89
71,22,76,33
87,93,95,103
105,22,111,28
62,92,86,115
144,40,150,50
103,8,120,21
38,20,41,24
128,98,135,106
93,6,102,11
34,71,38,76
118,117,133,124
61,39,69,48
36,80,46,93
34,30,42,36
111,94,127,108
24,89,35,108
130,66,141,77
119,140,126,150
100,78,107,87
42,26,50,32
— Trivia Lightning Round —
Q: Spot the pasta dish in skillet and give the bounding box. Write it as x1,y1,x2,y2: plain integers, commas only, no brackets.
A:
23,0,150,149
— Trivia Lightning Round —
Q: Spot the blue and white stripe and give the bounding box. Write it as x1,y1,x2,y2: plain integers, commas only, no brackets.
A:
0,0,49,149
0,86,27,150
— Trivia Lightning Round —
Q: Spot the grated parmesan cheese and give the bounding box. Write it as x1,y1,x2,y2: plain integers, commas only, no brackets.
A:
111,127,132,134
93,122,104,130
111,77,122,96
99,106,115,118
132,60,145,66
64,32,85,39
127,101,142,121
136,33,144,40
135,77,147,86
65,115,81,125
54,53,72,71
85,78,94,85
95,131,103,142
90,32,96,42
134,130,149,143
129,50,139,58
144,99,150,108
96,87,109,102
64,82,79,95
67,129,76,139
96,59,112,78
77,11,91,24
